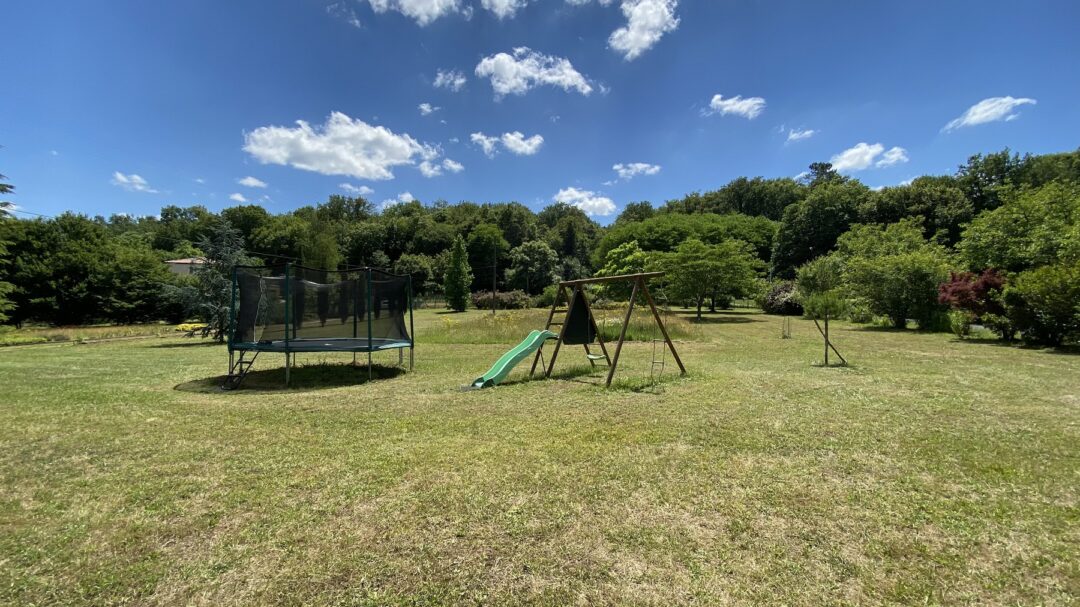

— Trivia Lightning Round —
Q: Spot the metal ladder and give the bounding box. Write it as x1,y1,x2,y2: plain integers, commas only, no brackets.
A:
221,350,259,390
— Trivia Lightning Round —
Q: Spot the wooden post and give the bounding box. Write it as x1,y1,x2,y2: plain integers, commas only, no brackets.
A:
578,286,612,366
824,315,830,366
544,286,573,378
530,283,566,376
641,281,686,375
605,278,639,387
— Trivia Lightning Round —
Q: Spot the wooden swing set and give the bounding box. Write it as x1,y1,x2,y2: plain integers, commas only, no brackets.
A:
529,272,686,387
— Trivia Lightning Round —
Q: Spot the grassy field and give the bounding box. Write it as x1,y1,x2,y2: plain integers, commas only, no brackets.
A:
0,308,1077,605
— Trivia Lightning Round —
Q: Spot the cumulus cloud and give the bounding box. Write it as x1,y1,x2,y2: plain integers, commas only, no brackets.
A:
553,186,616,216
481,0,529,18
829,142,910,172
243,111,451,180
418,103,440,116
434,68,467,92
471,131,544,156
609,0,679,60
366,0,462,25
705,94,766,119
471,132,500,157
381,191,415,209
442,158,464,173
229,193,248,203
500,131,544,155
237,176,267,188
613,162,661,180
786,128,815,143
340,183,375,196
475,47,593,98
111,171,158,193
943,96,1037,132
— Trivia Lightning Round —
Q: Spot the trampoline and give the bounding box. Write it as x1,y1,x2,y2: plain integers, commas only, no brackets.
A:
224,263,414,389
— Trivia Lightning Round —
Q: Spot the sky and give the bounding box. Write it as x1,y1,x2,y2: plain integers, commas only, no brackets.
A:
3,0,1079,224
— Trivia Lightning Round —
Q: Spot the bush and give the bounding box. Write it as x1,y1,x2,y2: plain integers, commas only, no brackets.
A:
471,290,531,310
1004,263,1080,346
938,269,1013,339
948,309,975,339
534,284,560,309
846,298,874,323
759,281,803,316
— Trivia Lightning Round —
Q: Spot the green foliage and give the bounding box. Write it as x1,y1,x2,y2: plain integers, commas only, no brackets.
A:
393,253,434,294
861,179,973,245
506,240,560,295
443,235,472,312
661,177,805,220
959,182,1080,272
771,180,870,278
802,291,847,322
594,240,651,300
470,289,531,310
948,309,975,339
1004,263,1080,346
660,239,760,319
594,212,778,267
300,225,342,271
836,220,955,329
615,201,655,224
178,220,253,341
467,224,510,290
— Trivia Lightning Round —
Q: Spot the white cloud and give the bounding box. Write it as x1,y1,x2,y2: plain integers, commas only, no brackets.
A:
50,150,60,156
229,193,248,203
111,171,158,194
471,132,500,157
609,0,679,61
194,177,206,184
366,0,461,26
434,68,467,92
418,103,440,116
243,111,448,180
340,183,375,196
442,158,464,173
613,162,661,180
237,176,267,188
786,128,815,142
471,131,544,156
500,131,544,155
706,94,766,119
326,2,363,28
553,186,616,216
876,146,909,168
943,96,1037,132
381,191,415,208
481,0,529,18
419,160,442,177
475,47,593,98
829,142,910,172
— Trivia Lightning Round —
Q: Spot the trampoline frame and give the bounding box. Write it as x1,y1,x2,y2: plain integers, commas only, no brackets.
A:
224,263,415,388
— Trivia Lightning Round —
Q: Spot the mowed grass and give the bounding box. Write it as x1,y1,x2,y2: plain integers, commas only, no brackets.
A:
0,308,1077,605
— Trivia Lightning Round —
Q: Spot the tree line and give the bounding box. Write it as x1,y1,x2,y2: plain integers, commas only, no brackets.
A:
1,147,1078,344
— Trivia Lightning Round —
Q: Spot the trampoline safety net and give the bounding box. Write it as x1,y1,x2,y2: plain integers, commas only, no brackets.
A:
229,264,413,353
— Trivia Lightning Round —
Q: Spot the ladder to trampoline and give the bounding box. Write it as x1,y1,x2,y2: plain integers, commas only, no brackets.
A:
222,350,259,390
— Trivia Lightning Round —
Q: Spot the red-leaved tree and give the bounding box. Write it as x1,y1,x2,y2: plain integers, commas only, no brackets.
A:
938,269,1013,339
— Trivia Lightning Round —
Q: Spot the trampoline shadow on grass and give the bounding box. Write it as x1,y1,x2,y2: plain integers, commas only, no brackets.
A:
175,363,406,393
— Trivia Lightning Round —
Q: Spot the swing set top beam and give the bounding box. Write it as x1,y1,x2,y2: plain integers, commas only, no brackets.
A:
558,271,664,287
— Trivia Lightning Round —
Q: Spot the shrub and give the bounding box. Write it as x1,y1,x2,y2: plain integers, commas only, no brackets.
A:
1004,263,1080,346
948,309,975,339
534,284,560,309
846,298,874,323
938,269,1013,339
759,281,803,316
471,290,531,310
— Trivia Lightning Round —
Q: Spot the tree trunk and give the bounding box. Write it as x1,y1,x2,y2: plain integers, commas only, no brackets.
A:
696,296,704,320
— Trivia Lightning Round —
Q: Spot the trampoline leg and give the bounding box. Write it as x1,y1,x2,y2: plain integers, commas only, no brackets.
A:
229,351,234,376
398,348,404,367
353,352,357,366
409,347,414,371
367,351,373,380
285,353,291,386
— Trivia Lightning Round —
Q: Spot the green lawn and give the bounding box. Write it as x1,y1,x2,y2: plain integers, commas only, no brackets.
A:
1,309,1077,605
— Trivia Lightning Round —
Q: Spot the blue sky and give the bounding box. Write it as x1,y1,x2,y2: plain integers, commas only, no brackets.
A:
3,0,1078,224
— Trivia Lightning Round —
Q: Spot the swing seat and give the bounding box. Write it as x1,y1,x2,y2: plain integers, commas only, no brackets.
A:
586,353,606,361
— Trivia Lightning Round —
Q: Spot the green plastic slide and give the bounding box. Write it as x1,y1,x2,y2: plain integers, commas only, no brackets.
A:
471,329,558,388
